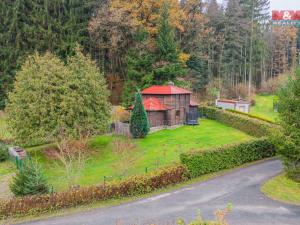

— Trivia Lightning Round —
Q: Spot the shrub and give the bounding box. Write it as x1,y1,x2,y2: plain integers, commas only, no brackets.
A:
274,68,300,182
225,109,276,124
0,164,187,217
177,205,232,225
130,91,150,138
227,82,256,99
259,73,289,95
0,142,9,162
111,106,130,123
10,159,49,197
180,138,275,178
6,47,111,146
287,167,300,182
199,106,275,137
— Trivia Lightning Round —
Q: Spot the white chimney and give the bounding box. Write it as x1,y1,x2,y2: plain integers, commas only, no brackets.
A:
168,81,174,86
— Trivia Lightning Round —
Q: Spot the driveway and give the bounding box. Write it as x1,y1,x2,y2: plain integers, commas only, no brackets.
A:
19,159,300,225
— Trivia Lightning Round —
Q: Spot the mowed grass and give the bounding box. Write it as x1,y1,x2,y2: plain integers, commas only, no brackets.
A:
28,119,252,191
250,95,278,122
262,174,300,205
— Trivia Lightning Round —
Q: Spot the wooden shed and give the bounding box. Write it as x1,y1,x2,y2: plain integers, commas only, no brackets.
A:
130,83,199,127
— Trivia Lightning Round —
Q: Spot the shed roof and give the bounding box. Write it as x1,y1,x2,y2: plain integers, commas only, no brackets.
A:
217,99,250,105
190,100,199,106
143,97,168,111
129,97,168,111
141,85,192,95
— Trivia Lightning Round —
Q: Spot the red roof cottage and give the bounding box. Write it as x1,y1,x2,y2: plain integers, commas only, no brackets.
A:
132,83,199,127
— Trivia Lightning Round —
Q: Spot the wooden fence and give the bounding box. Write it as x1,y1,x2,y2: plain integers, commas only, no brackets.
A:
113,122,131,137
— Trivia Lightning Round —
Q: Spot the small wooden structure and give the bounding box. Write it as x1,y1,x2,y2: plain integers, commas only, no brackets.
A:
8,146,27,160
130,83,199,127
216,98,250,113
114,122,131,137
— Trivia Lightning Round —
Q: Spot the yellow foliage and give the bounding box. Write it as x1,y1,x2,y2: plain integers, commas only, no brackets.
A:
111,106,130,122
178,53,190,64
110,0,186,35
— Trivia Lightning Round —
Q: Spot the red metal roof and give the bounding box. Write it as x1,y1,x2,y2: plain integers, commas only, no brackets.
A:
217,99,237,104
141,85,192,95
143,97,167,111
129,97,168,111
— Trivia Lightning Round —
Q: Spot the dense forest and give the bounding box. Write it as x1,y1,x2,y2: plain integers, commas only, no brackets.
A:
0,0,299,109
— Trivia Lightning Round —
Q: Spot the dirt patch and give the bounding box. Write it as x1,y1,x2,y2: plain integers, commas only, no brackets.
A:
0,173,14,200
43,147,60,160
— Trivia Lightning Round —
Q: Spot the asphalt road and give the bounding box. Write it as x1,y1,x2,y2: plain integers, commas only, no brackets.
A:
19,159,300,225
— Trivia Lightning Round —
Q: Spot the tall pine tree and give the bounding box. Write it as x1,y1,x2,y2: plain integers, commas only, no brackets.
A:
153,2,187,84
122,30,155,107
0,0,98,109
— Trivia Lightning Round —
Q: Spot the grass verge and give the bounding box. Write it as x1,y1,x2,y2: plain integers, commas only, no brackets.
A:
261,173,300,205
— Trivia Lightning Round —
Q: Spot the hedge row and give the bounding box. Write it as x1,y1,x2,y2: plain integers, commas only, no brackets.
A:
180,138,275,178
199,106,275,137
0,164,188,218
225,109,276,124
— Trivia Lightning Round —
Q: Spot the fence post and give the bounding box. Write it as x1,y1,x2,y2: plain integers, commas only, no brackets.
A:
145,167,148,173
15,156,18,169
103,176,106,185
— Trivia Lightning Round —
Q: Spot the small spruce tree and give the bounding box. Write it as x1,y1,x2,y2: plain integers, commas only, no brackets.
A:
10,159,49,197
0,142,9,162
130,91,150,138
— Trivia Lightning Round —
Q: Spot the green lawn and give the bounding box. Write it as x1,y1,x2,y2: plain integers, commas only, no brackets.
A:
262,174,300,205
27,119,252,191
250,95,278,122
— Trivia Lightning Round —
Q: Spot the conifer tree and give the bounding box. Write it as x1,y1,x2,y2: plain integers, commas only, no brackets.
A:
153,2,187,84
7,48,111,145
274,68,300,182
130,91,149,138
122,29,155,107
0,0,98,110
10,159,49,197
0,143,9,162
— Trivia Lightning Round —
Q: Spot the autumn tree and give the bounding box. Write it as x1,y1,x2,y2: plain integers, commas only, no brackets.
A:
110,0,185,36
271,27,298,75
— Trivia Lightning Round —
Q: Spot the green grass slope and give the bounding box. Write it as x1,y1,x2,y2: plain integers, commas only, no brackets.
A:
28,119,252,191
250,95,278,122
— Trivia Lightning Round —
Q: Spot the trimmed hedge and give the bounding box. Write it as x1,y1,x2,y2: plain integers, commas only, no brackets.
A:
0,164,188,217
199,106,275,137
225,109,276,124
180,138,275,178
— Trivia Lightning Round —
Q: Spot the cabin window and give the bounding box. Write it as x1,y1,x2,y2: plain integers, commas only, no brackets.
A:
176,110,180,117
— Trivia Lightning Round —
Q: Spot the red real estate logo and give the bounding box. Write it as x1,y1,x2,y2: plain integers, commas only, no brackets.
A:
272,10,300,21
